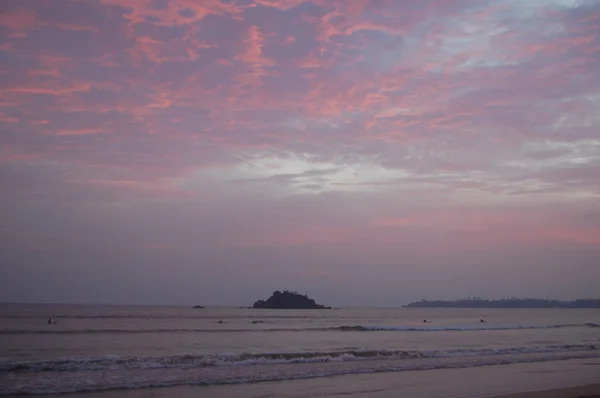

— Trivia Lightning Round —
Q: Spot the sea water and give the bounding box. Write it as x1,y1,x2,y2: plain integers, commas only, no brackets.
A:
0,304,599,395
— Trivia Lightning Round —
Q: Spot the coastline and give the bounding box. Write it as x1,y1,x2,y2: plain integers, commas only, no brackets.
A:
14,356,600,398
3,306,598,397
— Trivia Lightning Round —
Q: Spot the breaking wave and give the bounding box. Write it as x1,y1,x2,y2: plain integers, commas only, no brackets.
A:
335,323,587,332
1,344,592,373
2,345,599,396
2,322,592,335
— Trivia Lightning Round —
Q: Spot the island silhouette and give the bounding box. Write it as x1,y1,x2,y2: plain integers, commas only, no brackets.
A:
404,298,600,308
253,290,331,309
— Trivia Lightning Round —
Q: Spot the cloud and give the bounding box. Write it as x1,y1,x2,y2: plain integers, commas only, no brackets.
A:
1,0,599,304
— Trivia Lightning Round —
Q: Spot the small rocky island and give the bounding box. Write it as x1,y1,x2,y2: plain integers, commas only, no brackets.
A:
253,290,330,309
192,305,204,309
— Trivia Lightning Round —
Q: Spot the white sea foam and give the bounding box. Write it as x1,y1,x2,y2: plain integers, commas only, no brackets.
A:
337,323,582,332
0,322,591,335
0,344,593,373
2,349,599,396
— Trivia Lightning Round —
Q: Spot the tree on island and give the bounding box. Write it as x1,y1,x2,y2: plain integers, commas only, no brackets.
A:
253,290,331,309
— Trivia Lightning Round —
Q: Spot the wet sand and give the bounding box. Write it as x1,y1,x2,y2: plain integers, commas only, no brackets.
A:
15,357,600,398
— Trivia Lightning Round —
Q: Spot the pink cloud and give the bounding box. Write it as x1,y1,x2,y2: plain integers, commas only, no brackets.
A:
0,113,19,123
74,178,194,199
99,0,244,26
252,0,311,11
55,128,105,136
1,0,599,260
0,7,36,36
373,217,420,227
235,25,275,85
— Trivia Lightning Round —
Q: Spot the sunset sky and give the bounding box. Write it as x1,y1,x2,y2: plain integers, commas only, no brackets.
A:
1,0,599,306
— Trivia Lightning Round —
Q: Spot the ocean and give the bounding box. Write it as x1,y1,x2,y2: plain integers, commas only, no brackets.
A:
1,304,599,396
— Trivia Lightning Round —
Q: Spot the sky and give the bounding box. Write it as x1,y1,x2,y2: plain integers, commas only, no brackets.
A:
1,0,599,307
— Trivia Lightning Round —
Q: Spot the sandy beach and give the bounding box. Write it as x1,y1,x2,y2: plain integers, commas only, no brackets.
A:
16,356,598,398
194,357,600,398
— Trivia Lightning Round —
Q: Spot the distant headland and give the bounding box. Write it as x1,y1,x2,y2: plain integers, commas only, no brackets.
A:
404,298,600,308
253,290,331,309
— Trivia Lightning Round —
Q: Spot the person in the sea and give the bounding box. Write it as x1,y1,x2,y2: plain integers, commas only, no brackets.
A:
48,318,51,324
480,319,485,323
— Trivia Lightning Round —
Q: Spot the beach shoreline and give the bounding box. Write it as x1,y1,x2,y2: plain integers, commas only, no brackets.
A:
11,356,599,398
3,306,598,397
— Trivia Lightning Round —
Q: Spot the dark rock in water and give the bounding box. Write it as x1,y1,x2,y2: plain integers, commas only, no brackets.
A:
253,290,330,309
192,305,204,309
